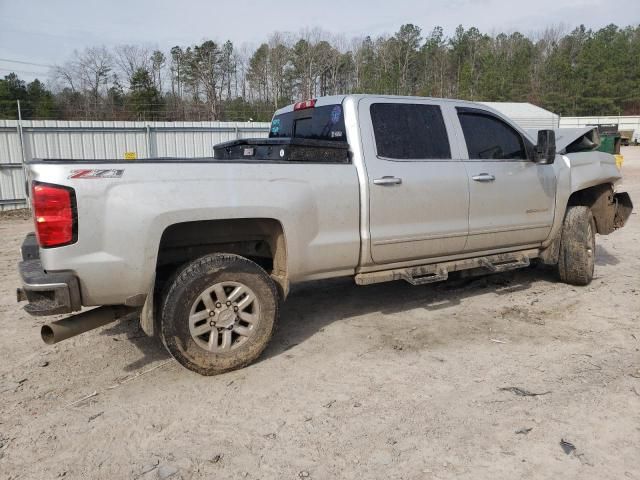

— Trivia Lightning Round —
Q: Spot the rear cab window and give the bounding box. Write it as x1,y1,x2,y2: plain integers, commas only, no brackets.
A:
270,104,347,142
370,103,451,160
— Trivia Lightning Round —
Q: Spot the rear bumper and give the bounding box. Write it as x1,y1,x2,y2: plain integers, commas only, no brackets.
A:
17,233,82,316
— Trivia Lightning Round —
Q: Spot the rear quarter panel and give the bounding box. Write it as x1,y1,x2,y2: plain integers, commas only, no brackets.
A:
29,161,360,305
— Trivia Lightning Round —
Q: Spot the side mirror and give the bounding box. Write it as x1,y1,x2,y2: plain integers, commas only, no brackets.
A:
535,129,556,164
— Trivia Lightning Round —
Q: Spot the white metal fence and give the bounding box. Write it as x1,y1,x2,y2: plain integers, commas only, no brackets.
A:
0,120,270,210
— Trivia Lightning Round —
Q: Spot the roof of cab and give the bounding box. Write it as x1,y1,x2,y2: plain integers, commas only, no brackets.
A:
270,94,533,141
273,95,348,116
273,94,497,117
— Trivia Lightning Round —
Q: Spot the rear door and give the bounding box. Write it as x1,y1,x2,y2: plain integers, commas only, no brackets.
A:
455,107,556,252
359,98,469,264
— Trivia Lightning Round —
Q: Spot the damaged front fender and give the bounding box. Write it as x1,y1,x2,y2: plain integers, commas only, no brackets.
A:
566,150,622,194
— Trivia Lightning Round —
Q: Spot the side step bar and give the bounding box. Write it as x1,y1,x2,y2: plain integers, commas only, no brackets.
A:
355,250,536,286
478,256,530,273
403,268,448,286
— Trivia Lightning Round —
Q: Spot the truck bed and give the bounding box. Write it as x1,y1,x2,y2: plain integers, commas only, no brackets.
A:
25,156,361,306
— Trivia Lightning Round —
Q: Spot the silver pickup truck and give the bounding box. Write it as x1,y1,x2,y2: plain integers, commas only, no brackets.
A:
17,95,633,375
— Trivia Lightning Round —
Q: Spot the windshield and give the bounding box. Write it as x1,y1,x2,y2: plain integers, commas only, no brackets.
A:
269,104,347,142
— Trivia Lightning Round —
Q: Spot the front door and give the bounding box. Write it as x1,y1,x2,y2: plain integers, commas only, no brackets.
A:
359,99,470,264
455,107,556,252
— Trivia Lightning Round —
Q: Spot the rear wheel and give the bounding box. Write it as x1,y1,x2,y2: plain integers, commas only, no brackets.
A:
557,206,596,286
160,253,278,375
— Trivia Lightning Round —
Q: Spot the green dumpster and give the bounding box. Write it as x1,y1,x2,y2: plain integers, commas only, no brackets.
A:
597,134,621,154
591,124,621,155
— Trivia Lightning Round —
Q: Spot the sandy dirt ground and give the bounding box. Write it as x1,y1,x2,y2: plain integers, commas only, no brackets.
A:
1,148,639,480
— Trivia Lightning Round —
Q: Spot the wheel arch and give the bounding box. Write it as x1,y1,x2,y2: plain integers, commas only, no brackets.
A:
540,182,615,265
141,218,288,337
156,217,288,291
567,183,617,235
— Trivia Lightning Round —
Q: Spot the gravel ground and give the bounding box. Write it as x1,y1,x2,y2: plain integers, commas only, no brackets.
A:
1,148,639,480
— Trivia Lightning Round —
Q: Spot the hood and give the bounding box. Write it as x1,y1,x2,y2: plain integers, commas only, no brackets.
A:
526,127,600,154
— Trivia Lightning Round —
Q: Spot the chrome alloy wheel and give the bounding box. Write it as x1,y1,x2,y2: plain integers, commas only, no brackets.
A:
188,281,261,352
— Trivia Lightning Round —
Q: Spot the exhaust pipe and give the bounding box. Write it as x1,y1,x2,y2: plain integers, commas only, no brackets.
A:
41,306,136,345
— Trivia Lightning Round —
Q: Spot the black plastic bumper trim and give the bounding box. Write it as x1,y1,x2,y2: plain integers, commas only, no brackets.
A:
21,233,39,260
18,235,82,316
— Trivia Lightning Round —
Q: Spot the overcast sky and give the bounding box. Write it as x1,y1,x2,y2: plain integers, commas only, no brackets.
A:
1,0,638,82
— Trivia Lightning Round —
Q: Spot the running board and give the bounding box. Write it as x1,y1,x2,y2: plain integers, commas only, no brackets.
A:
478,256,530,273
402,267,448,286
354,251,536,286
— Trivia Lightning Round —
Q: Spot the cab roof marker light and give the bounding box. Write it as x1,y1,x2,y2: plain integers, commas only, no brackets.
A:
294,99,316,111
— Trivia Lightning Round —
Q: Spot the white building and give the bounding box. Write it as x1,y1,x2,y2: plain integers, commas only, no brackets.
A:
480,102,560,130
559,115,640,142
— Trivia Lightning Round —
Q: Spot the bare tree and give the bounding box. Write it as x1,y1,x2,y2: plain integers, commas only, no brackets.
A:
52,63,78,93
268,32,292,107
114,44,150,87
235,44,252,100
190,41,223,119
52,47,114,118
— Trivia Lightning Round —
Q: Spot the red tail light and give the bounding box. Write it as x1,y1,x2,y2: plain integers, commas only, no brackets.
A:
294,99,316,111
32,182,77,248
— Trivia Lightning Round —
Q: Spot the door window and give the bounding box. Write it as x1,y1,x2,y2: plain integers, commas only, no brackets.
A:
370,103,451,160
458,110,527,160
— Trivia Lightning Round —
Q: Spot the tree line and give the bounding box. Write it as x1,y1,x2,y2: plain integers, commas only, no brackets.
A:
1,23,639,122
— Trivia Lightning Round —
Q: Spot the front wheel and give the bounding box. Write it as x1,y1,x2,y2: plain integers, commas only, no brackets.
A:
160,253,279,375
557,205,596,286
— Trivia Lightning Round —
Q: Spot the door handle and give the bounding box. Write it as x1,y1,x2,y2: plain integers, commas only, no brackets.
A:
472,173,495,182
373,176,402,186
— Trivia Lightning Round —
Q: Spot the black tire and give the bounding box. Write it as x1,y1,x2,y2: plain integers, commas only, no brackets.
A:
160,253,278,375
558,205,596,286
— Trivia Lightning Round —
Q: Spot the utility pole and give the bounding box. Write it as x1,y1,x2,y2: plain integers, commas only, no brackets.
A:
17,99,29,209
16,100,26,165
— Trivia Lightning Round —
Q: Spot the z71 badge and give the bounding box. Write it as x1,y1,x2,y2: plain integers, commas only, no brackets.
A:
68,169,124,179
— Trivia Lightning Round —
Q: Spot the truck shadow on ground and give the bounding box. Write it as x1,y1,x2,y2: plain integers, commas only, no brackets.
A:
595,244,620,265
102,266,550,372
100,316,171,372
260,264,562,362
103,253,620,372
